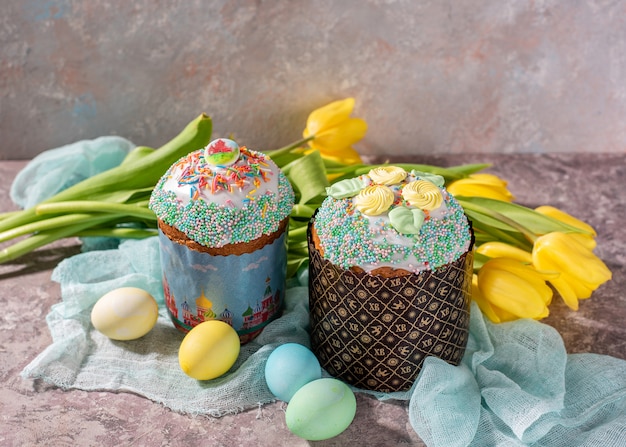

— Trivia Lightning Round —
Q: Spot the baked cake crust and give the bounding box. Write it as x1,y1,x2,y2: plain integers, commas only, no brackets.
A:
158,216,289,256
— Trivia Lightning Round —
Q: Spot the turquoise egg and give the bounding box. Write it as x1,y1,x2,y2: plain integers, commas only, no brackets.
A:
264,343,321,402
285,378,357,441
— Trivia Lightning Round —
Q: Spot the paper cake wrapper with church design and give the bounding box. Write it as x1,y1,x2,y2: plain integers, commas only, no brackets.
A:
158,227,288,344
307,217,474,393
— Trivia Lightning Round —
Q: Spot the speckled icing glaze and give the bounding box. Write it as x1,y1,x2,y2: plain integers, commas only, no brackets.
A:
314,168,471,273
149,145,294,248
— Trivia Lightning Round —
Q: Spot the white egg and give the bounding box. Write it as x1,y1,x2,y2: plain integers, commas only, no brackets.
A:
91,287,159,340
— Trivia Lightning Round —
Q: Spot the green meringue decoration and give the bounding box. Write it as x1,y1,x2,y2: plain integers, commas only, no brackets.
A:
389,206,426,234
325,177,366,199
411,170,445,188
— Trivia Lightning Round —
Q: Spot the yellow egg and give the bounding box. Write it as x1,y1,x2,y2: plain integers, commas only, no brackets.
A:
178,320,240,380
91,287,159,340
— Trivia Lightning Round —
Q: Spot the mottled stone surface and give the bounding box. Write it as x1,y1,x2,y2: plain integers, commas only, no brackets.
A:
2,1,626,160
1,154,625,446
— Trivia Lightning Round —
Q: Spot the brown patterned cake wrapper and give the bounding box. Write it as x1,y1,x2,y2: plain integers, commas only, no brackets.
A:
307,217,474,393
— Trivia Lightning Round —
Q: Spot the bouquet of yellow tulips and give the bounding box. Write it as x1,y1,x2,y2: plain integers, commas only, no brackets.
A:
267,98,612,323
0,98,612,324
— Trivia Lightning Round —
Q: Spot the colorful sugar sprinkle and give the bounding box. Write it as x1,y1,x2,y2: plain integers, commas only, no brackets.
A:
149,148,294,247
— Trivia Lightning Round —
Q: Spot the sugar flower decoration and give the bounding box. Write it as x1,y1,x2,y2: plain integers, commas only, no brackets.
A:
402,180,443,210
353,185,395,216
368,166,407,185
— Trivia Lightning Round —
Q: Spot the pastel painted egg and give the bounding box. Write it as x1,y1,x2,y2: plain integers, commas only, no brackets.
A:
91,287,159,341
264,343,321,402
204,138,240,166
178,320,240,380
285,378,357,441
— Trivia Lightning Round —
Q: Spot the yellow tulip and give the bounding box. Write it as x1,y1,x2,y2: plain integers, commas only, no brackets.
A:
476,241,532,263
303,98,367,165
532,232,612,310
471,274,518,323
447,173,515,202
473,258,554,322
534,205,596,250
534,206,596,235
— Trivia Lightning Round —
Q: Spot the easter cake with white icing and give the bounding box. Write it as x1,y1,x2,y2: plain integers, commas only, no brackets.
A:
150,138,294,342
150,138,294,255
311,166,472,276
307,166,474,392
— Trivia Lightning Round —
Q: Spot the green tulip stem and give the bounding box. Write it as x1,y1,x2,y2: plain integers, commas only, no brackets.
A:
0,213,125,243
458,199,538,244
489,226,534,251
35,200,156,221
0,210,22,221
262,136,314,158
74,228,158,239
0,215,119,263
472,252,492,272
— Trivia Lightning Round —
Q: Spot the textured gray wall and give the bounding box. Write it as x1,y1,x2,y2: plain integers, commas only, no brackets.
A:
1,0,625,160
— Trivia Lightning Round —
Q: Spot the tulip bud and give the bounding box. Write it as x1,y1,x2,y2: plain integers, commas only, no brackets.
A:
447,173,514,202
534,206,596,235
534,206,596,250
474,258,553,322
471,274,517,323
532,232,612,310
476,241,532,263
303,98,367,165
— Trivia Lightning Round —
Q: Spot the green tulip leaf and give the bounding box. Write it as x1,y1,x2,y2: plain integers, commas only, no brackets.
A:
287,224,308,242
268,151,303,169
468,216,534,250
322,158,361,169
282,151,330,205
287,256,308,279
444,163,491,177
463,208,516,232
472,252,491,270
291,204,318,219
459,197,591,235
120,146,156,166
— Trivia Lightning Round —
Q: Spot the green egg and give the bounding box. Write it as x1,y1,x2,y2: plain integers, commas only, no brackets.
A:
285,378,357,441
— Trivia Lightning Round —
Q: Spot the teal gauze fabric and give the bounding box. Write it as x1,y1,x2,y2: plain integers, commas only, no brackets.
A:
15,138,626,446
